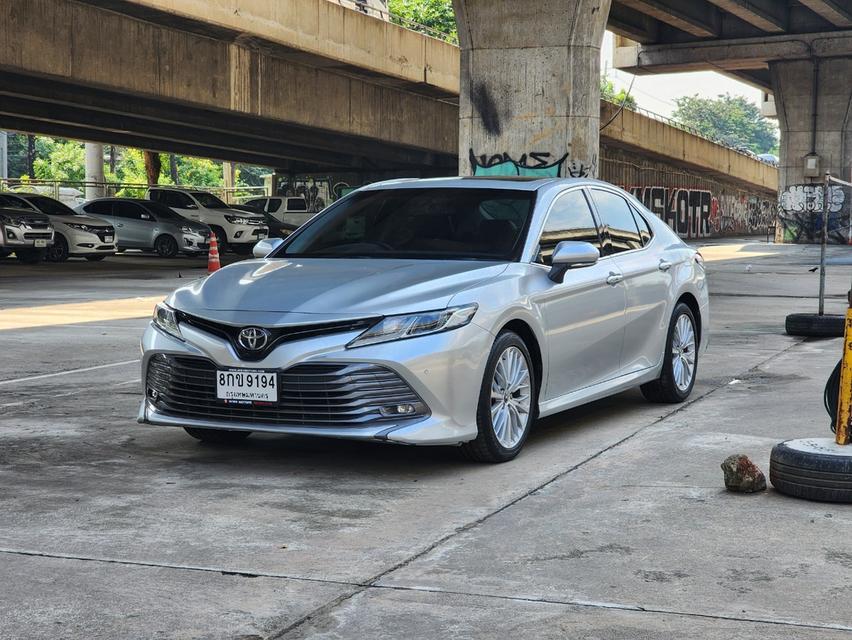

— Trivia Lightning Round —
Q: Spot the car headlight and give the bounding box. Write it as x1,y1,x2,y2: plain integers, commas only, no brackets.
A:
347,304,478,349
224,215,252,224
152,303,182,340
65,222,91,232
0,214,22,225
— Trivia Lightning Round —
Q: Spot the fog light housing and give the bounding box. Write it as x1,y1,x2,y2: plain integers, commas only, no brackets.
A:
234,231,244,239
6,229,16,240
379,403,420,417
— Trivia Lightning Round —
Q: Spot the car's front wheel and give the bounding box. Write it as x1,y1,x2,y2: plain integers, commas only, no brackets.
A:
641,302,698,403
184,427,252,444
45,234,69,262
462,331,537,463
154,234,179,258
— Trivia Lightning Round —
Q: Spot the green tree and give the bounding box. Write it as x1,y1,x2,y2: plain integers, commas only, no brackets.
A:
388,0,457,42
32,138,86,182
672,94,778,154
600,77,637,110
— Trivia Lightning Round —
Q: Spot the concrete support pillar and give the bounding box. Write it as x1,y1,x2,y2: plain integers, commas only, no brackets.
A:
773,58,852,243
453,0,611,178
85,142,105,200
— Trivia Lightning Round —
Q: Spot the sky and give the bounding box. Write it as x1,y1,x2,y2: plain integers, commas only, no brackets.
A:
600,31,766,118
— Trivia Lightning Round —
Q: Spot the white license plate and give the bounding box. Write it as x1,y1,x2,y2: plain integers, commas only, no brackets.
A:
216,369,277,403
34,239,47,247
104,235,114,243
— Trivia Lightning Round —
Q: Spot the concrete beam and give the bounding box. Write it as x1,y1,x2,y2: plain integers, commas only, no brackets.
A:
615,29,852,77
608,2,660,43
798,0,852,28
616,0,721,38
703,0,787,33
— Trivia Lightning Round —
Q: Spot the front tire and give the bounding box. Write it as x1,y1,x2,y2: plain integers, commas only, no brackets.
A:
45,234,69,262
154,234,179,258
461,331,537,463
184,427,252,444
641,302,698,403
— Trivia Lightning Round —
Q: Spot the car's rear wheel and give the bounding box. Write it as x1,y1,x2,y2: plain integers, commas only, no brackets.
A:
15,248,46,264
154,234,179,258
641,302,698,403
461,331,537,463
184,427,252,444
45,234,69,262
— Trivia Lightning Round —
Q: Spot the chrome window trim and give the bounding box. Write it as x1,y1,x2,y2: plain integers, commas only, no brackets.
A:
585,185,653,259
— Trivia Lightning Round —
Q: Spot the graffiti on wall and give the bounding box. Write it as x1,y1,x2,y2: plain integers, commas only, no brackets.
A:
778,184,850,243
629,186,775,239
469,149,594,178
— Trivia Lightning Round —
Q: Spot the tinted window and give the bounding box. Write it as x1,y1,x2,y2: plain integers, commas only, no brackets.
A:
267,198,282,212
287,198,307,212
590,189,642,255
155,191,193,209
536,190,600,266
85,201,114,216
190,192,228,208
21,195,79,216
142,201,184,220
244,199,267,211
280,188,534,261
0,194,34,210
631,206,653,245
114,201,146,220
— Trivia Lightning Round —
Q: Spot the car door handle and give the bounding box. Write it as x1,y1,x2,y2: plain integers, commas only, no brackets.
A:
606,273,623,286
658,259,673,271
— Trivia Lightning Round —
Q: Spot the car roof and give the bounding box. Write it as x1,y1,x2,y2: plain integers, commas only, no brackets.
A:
0,205,43,214
360,176,613,192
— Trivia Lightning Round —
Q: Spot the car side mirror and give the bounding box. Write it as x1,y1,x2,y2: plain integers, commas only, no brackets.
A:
140,213,151,220
184,203,198,210
548,241,600,283
252,237,284,258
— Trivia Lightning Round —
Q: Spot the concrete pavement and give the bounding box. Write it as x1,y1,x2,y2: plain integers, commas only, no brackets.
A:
0,241,851,638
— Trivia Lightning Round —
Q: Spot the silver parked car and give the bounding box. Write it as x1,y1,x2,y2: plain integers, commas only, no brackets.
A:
140,177,709,462
78,198,211,257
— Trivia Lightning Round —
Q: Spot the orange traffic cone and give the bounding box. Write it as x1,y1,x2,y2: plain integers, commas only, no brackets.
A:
207,233,221,273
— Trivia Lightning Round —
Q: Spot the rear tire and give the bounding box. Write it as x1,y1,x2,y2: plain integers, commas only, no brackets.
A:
45,234,69,262
15,248,46,264
154,234,179,258
641,302,698,403
184,427,252,444
461,331,537,463
785,313,845,338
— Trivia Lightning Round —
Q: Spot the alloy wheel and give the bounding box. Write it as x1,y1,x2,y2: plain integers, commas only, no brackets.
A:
490,346,532,448
671,314,696,392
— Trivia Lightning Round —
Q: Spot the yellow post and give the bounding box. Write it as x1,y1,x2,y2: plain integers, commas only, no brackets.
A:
836,306,852,445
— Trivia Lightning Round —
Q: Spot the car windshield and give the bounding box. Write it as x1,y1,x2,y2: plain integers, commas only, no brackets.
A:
22,195,81,216
190,192,229,209
279,188,535,261
0,194,35,210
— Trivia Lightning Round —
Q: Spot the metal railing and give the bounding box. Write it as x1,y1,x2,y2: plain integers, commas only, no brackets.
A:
0,178,266,205
327,0,458,43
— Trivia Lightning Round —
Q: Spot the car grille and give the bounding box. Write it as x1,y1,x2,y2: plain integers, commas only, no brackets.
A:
92,227,114,241
176,312,379,361
146,354,427,427
23,232,52,239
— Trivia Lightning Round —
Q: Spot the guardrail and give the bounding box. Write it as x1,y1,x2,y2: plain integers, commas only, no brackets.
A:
0,179,266,204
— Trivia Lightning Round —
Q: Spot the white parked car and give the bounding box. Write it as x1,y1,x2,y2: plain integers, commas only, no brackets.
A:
0,193,116,262
243,196,312,227
146,188,268,255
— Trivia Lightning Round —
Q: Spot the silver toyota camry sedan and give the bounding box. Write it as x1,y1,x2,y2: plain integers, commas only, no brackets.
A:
140,177,708,462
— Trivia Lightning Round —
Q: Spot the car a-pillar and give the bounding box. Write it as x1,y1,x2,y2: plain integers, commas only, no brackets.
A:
453,0,611,179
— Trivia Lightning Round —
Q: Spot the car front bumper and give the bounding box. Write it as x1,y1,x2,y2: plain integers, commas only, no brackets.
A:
65,228,116,255
0,223,54,248
227,225,268,245
180,231,210,253
138,318,494,445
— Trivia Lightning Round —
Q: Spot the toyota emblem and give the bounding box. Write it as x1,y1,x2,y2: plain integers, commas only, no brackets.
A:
238,326,270,351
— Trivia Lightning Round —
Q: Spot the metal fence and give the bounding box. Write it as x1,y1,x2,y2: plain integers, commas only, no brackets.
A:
0,178,266,205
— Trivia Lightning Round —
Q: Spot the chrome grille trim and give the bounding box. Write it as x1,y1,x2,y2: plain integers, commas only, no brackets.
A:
146,354,428,427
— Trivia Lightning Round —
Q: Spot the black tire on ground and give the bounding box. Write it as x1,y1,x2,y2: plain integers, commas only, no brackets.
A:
230,243,254,256
183,427,252,444
770,438,852,503
15,248,46,264
641,302,699,404
0,249,12,258
154,234,179,258
785,313,845,338
45,234,69,262
209,226,229,254
460,330,538,463
85,255,108,262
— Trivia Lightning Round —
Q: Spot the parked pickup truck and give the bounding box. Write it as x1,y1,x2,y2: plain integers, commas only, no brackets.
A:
0,195,55,264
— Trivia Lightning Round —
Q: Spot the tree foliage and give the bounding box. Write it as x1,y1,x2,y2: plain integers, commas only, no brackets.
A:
388,0,457,42
672,94,778,154
600,78,637,110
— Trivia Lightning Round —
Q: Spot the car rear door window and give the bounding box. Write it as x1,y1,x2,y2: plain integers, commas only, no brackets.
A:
114,201,145,220
590,189,643,255
535,189,601,266
84,201,113,217
159,191,194,209
267,198,282,213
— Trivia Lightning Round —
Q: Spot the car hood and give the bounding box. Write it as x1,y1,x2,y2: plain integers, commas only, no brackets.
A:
169,258,508,321
51,214,113,226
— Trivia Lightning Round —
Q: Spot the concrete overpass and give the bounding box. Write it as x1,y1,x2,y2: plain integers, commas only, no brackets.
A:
610,0,852,242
